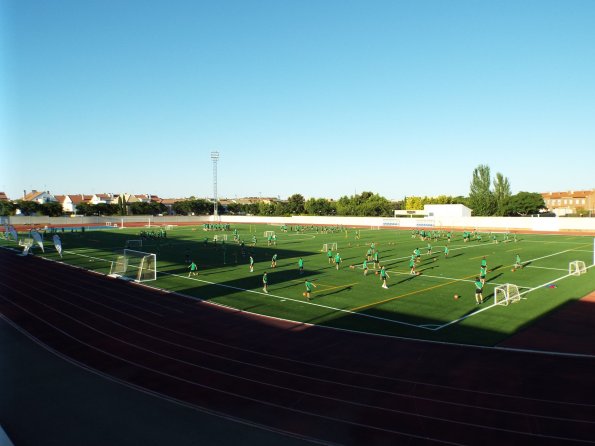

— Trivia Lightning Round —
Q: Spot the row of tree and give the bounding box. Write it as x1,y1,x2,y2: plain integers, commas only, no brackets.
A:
0,165,548,217
467,165,546,216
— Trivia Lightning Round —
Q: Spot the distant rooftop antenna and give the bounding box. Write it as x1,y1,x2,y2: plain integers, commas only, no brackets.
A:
211,151,220,219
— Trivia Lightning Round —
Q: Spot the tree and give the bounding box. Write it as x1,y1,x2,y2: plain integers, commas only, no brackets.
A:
14,200,41,216
286,194,305,215
172,200,193,216
0,201,17,216
493,173,512,216
305,198,336,215
505,192,546,216
468,164,496,216
39,202,63,217
95,203,119,216
75,203,96,216
117,195,129,216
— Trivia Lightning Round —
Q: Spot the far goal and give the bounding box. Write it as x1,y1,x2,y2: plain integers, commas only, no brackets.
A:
569,260,587,276
264,231,275,238
494,283,521,306
109,249,157,282
213,234,228,242
322,242,338,252
125,239,143,248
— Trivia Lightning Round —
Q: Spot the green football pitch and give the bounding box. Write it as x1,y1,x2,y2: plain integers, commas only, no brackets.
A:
4,224,594,346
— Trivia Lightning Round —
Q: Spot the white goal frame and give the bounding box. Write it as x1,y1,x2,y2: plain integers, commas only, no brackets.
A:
494,283,521,306
322,242,338,252
213,234,228,242
125,239,143,248
264,231,275,238
109,249,157,282
569,260,587,276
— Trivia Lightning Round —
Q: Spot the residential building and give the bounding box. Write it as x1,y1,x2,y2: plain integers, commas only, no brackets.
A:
22,190,56,204
541,189,595,216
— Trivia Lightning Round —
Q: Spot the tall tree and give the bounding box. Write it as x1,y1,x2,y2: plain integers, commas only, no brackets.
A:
39,202,64,217
468,164,496,216
286,194,305,215
505,192,546,216
493,172,512,216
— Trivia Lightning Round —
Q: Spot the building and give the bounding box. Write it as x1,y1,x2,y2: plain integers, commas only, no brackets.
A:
0,192,9,202
22,190,56,204
54,194,93,214
541,189,595,216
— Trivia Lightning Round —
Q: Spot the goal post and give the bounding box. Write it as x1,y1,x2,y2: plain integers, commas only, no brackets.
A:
125,239,143,248
213,234,228,242
264,230,275,238
109,249,157,282
321,242,338,252
494,283,521,306
569,260,587,276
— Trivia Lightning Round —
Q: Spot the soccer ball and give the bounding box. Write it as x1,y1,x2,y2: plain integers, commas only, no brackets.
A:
375,271,379,275
303,292,307,297
454,294,459,300
511,269,515,272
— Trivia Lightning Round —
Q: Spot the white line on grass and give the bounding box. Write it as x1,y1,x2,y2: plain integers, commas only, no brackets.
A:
433,261,595,331
62,248,435,330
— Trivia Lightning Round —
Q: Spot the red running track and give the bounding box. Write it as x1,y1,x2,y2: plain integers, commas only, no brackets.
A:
1,249,595,445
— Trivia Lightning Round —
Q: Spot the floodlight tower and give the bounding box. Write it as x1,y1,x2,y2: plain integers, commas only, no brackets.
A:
211,151,220,219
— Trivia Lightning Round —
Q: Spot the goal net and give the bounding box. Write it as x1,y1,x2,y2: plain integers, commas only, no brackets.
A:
494,283,521,306
125,239,143,248
569,260,587,276
322,242,338,252
213,234,228,242
109,249,157,282
264,231,275,237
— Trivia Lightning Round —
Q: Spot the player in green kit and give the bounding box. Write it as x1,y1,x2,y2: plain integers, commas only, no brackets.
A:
262,272,269,293
334,252,341,270
188,261,198,277
409,256,417,275
327,248,333,264
298,257,304,275
444,246,449,258
480,265,487,285
373,251,380,270
271,253,278,268
514,253,522,270
304,279,316,301
474,277,484,304
249,255,254,272
362,258,369,276
380,265,390,289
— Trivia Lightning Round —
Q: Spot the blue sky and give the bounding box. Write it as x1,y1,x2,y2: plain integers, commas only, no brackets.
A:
2,0,594,201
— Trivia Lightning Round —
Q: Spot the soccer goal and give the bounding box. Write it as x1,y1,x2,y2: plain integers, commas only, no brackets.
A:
322,242,338,252
125,239,143,248
18,238,34,256
569,260,587,276
494,283,521,306
109,249,157,282
264,230,275,238
213,234,228,242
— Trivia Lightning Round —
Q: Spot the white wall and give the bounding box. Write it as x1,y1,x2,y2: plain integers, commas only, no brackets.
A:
5,214,595,234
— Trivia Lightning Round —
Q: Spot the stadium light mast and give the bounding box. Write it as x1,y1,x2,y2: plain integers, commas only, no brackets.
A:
211,151,220,219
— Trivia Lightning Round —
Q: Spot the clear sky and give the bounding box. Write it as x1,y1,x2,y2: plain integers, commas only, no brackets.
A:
2,0,594,201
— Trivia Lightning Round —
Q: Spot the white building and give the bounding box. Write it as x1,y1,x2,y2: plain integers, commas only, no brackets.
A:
424,204,472,218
